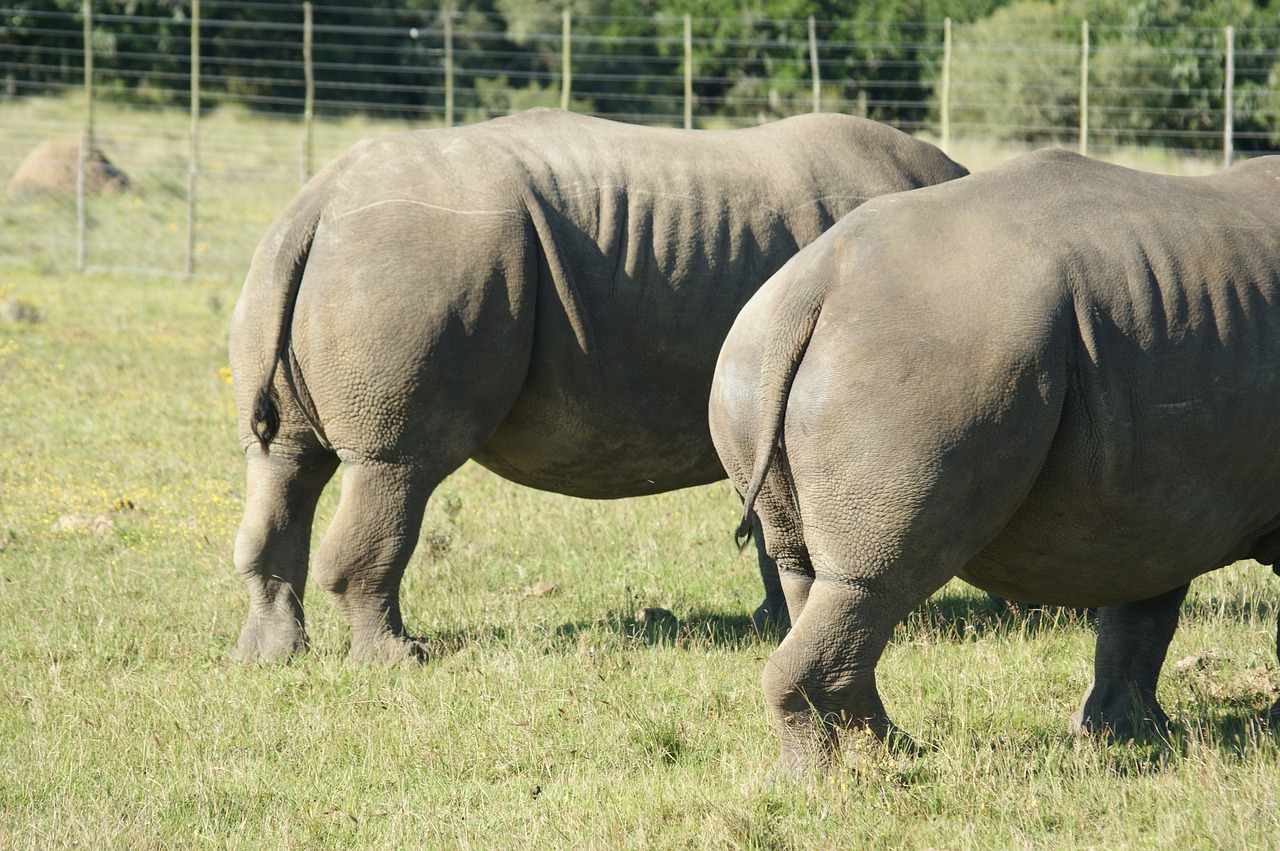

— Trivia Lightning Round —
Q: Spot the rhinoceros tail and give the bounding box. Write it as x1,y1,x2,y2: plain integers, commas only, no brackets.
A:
245,193,325,454
733,273,829,546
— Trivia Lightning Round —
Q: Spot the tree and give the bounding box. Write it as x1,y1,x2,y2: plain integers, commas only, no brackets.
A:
936,0,1280,151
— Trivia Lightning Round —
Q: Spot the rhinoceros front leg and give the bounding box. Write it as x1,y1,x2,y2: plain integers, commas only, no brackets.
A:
231,446,339,663
1070,582,1189,739
311,459,437,665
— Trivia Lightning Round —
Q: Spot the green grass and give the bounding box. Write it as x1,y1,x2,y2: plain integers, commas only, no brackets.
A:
2,265,1279,849
1,100,1278,848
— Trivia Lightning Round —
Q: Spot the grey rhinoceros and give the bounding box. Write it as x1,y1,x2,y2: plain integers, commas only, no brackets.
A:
709,148,1280,777
228,108,967,664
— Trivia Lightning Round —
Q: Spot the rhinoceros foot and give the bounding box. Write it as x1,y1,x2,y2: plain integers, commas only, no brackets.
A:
229,616,308,664
1068,687,1172,741
345,631,435,666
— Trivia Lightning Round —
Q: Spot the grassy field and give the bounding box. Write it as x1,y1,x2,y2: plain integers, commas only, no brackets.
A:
2,101,1279,848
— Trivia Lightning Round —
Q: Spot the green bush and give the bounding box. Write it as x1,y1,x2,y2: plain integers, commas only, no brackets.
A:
935,0,1280,151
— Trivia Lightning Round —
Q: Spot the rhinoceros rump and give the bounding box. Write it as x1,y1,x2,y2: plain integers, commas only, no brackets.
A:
709,148,1280,777
228,108,967,663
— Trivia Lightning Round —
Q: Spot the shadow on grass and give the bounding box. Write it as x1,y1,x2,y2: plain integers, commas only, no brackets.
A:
1184,708,1280,758
899,591,1096,642
1083,706,1280,777
408,595,1096,659
911,589,1277,643
550,608,775,652
1180,594,1276,624
540,594,1098,654
405,624,511,661
407,588,1278,662
403,609,772,660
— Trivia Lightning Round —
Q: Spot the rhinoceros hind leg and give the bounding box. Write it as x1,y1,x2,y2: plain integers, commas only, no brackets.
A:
311,459,438,665
231,445,339,663
1070,583,1190,739
749,511,790,635
762,579,913,779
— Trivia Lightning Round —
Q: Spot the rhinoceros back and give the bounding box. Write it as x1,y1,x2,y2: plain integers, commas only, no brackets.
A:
468,111,966,496
232,109,966,496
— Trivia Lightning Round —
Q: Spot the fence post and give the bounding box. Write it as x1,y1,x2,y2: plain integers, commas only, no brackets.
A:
1079,20,1088,156
561,10,571,111
299,2,312,182
940,17,951,155
808,16,820,113
186,0,200,280
78,0,92,273
301,1,314,184
1224,25,1234,168
444,10,455,127
683,14,692,129
77,126,87,274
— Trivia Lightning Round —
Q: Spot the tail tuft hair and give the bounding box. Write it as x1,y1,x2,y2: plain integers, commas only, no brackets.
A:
733,511,754,552
250,386,280,452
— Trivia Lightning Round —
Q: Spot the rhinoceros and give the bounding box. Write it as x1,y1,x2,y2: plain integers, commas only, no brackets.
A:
228,108,967,663
709,148,1280,777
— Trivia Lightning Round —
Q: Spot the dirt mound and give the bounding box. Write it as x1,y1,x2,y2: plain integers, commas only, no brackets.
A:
6,140,131,199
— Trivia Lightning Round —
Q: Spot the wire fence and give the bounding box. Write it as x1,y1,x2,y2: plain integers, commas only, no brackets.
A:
2,1,1278,280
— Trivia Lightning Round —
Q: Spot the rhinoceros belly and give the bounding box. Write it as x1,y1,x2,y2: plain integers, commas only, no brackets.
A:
957,398,1280,608
472,358,728,499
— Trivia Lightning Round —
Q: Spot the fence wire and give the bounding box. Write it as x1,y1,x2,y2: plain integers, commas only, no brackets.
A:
1,2,1277,280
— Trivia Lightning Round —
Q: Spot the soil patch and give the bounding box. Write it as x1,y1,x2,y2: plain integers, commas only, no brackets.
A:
6,139,131,199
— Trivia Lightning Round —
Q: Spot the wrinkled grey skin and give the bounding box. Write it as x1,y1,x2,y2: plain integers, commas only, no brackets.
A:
709,149,1280,778
228,108,967,664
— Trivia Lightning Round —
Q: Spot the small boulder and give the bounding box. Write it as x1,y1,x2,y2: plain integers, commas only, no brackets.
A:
6,140,131,199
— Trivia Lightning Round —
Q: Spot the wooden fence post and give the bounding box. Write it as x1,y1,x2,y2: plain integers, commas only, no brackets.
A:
186,0,200,280
940,17,951,155
808,16,820,113
684,14,692,129
1224,25,1235,168
1079,20,1088,156
561,10,571,111
78,0,92,273
444,10,455,127
301,1,313,183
